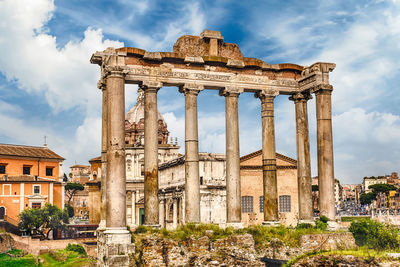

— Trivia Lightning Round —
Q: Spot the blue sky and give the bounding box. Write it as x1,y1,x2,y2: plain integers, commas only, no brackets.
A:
0,0,399,184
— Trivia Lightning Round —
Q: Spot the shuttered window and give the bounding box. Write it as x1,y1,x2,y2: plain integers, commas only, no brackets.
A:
242,196,253,213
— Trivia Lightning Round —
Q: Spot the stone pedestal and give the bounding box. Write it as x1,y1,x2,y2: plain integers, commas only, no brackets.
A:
97,228,135,267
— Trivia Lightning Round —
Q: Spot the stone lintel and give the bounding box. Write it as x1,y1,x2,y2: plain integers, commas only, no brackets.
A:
184,56,205,64
227,59,245,68
200,30,224,40
143,52,162,61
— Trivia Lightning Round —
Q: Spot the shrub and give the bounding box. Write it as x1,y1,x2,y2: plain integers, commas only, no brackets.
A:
65,205,74,218
319,215,329,223
349,219,399,250
296,223,313,229
66,243,86,255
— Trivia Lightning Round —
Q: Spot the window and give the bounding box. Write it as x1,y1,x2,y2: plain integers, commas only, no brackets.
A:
32,203,41,209
279,195,291,212
259,196,264,212
46,167,53,176
140,165,144,176
33,185,40,194
242,196,253,213
0,165,5,174
3,184,11,196
23,166,31,175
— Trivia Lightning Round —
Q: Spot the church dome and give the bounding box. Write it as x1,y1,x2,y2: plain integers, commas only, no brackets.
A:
125,89,170,146
125,90,165,124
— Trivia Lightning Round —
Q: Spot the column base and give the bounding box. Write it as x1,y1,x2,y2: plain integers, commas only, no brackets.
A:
327,221,340,231
225,222,244,229
97,219,106,231
298,219,315,226
262,221,280,227
97,227,134,267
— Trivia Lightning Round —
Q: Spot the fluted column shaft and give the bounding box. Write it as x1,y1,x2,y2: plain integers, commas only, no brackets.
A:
105,70,126,228
181,85,201,223
100,86,107,229
224,92,241,223
315,86,335,220
143,84,160,225
291,94,313,221
260,95,279,222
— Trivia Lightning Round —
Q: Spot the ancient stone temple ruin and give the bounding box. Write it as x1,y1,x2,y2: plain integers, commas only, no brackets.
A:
90,30,336,266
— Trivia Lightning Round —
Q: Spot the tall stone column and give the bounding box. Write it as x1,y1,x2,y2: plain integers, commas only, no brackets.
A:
173,198,178,229
131,191,136,226
221,88,242,226
315,85,335,220
143,81,162,226
290,93,313,222
258,92,279,224
159,198,165,228
99,84,107,230
179,84,202,223
105,67,128,232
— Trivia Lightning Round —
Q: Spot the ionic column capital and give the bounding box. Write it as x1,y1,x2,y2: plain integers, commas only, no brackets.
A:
219,86,243,97
179,83,204,95
140,80,162,92
104,65,128,79
311,84,333,95
289,92,312,102
255,88,279,101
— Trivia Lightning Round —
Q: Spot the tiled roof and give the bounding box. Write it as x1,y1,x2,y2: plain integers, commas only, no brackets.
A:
70,164,90,168
88,156,101,163
0,143,64,161
0,175,60,183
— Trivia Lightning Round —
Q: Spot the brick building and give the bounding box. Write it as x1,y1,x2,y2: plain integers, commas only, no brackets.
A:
0,144,65,225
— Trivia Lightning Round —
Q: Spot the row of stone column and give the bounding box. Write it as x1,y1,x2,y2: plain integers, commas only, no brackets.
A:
99,68,335,230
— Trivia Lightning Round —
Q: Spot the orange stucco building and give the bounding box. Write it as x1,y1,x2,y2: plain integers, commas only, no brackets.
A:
0,144,65,225
240,150,299,227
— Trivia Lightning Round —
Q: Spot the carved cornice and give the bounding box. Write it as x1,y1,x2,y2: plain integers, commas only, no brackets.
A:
298,62,335,93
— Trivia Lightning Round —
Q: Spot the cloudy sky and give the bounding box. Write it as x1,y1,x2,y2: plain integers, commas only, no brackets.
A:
0,0,399,184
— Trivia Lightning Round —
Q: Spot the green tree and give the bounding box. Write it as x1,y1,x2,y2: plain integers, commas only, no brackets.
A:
360,192,376,205
19,203,69,239
65,182,85,205
368,184,396,194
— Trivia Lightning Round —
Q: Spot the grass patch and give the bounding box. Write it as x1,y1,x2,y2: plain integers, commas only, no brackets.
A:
243,224,328,248
0,253,37,267
133,223,330,249
341,216,370,222
285,247,400,266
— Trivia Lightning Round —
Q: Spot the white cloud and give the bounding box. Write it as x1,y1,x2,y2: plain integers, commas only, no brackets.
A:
0,0,123,171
